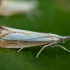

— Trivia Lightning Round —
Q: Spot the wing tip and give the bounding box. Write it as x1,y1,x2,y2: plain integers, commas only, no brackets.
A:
0,25,4,29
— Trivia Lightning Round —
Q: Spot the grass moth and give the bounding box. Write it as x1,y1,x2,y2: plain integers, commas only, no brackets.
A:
0,25,70,58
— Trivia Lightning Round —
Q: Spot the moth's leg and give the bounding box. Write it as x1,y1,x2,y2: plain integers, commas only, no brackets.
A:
17,48,24,52
17,41,24,52
36,42,56,58
56,45,70,52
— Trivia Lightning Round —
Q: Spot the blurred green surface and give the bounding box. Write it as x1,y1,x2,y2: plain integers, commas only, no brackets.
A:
0,0,70,70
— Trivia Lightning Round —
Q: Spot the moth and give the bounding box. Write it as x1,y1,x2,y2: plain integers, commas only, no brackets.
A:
0,25,70,58
0,0,40,20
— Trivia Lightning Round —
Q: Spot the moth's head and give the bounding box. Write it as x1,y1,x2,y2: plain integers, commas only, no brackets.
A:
60,36,70,43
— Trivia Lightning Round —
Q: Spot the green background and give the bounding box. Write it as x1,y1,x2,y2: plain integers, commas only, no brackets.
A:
0,0,70,70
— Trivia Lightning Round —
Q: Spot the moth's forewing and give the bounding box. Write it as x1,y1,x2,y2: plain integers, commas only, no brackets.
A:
0,26,60,48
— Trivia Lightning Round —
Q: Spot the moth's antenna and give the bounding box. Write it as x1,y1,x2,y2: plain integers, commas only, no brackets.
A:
56,45,70,52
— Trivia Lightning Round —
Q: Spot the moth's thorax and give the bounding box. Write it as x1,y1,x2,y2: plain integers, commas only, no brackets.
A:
53,37,60,42
44,33,61,42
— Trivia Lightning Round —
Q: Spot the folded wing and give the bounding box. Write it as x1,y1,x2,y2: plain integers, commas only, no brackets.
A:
2,33,54,41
